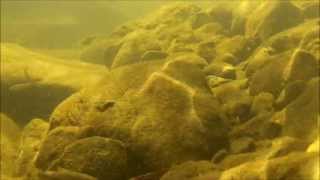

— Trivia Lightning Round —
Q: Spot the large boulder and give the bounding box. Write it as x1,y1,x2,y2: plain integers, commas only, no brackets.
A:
245,1,303,41
46,55,228,173
49,60,163,130
129,72,227,170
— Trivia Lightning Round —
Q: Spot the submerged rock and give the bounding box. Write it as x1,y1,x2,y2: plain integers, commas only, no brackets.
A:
220,152,317,180
276,78,319,141
35,126,83,170
245,1,303,41
160,161,219,180
0,113,21,177
283,49,318,83
49,137,128,180
16,119,48,176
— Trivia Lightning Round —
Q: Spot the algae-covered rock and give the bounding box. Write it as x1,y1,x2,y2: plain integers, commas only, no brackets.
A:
250,92,274,116
111,30,161,68
278,78,319,141
265,152,318,180
267,137,309,159
16,119,48,176
275,80,306,110
196,40,217,62
245,1,303,41
141,50,168,62
49,60,163,130
301,1,320,19
220,152,317,180
130,72,227,170
219,159,266,180
283,49,319,83
194,22,225,39
206,4,233,29
230,137,255,154
49,137,127,180
230,112,275,139
299,26,320,60
160,161,219,180
161,57,209,93
263,19,319,54
249,51,291,96
35,126,83,170
215,35,258,63
80,38,123,66
190,12,212,29
0,113,21,177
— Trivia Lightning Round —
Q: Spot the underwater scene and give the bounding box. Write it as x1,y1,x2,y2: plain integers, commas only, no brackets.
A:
0,1,319,180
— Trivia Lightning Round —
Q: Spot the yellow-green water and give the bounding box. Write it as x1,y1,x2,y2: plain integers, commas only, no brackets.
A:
1,1,319,180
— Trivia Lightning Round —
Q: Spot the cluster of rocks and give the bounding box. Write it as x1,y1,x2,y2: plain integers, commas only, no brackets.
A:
1,1,319,180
